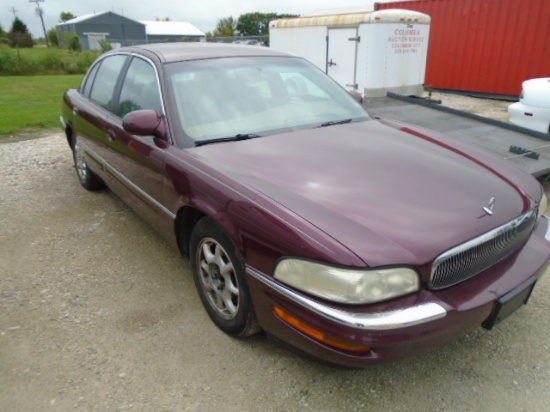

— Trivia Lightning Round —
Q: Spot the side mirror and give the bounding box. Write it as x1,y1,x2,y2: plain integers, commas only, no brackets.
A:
123,110,167,140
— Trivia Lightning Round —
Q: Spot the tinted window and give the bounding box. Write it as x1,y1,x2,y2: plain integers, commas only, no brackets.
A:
89,55,127,111
118,57,162,118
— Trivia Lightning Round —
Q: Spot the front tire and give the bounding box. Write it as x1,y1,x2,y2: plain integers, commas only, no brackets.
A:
72,135,104,191
189,217,260,337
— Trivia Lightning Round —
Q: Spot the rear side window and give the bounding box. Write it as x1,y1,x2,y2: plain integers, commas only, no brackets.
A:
118,57,162,118
89,55,127,111
82,63,100,97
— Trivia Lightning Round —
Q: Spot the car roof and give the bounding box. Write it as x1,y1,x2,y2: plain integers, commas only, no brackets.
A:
113,42,291,63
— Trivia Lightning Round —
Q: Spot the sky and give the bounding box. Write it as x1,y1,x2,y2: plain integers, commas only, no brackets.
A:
1,0,383,38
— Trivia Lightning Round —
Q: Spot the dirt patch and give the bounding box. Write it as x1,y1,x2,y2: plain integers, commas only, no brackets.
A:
0,128,61,145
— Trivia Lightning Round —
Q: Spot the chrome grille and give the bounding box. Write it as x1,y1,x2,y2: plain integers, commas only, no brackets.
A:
430,211,537,290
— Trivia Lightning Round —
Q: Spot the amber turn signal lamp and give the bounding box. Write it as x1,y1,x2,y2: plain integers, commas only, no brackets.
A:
273,306,371,353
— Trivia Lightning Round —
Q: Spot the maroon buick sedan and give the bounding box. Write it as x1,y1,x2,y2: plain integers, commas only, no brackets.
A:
60,43,550,367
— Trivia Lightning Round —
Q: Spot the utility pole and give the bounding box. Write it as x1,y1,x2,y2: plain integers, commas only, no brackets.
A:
9,7,19,19
29,0,49,47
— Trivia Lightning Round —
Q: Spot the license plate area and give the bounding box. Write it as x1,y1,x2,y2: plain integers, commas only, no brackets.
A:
483,277,537,330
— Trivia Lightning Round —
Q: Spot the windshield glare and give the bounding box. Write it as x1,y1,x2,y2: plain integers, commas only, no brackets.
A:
166,56,370,146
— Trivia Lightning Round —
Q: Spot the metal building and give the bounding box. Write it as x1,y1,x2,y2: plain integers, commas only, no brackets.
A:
141,21,206,43
56,11,146,50
376,0,550,97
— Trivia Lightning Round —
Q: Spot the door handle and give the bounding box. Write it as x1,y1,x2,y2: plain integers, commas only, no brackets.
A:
72,107,79,116
328,58,337,67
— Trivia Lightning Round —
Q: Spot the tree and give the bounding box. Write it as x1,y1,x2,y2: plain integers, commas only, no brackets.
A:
59,12,76,23
47,27,58,47
68,34,81,52
8,18,33,48
213,16,236,37
236,12,298,36
99,39,112,52
11,18,29,35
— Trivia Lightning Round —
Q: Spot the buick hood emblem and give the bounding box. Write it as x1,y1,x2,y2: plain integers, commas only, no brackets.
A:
483,197,496,216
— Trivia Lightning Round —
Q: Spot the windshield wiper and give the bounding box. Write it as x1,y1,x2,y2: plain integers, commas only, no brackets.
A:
316,118,353,128
195,133,261,147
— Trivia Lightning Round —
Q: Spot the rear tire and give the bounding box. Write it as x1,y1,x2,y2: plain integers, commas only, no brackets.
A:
72,135,104,191
189,217,261,337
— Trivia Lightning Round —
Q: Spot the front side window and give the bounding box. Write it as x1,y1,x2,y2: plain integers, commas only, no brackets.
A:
118,57,162,118
166,56,369,147
89,55,127,111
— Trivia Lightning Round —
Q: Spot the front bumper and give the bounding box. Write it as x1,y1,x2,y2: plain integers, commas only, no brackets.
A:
249,269,447,331
247,216,550,367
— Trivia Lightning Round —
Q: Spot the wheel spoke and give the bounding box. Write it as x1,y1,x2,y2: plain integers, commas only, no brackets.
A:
226,279,239,296
219,261,234,277
213,244,226,268
221,288,237,314
202,242,215,264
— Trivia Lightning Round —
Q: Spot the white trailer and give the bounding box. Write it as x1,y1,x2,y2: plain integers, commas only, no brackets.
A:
269,9,431,97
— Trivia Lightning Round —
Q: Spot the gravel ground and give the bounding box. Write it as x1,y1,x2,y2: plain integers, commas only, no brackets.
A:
1,97,550,411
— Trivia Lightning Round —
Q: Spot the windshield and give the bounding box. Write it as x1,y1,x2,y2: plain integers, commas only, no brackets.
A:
165,56,370,146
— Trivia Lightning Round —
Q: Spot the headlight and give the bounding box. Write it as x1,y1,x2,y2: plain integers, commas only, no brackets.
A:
274,259,420,305
537,192,547,218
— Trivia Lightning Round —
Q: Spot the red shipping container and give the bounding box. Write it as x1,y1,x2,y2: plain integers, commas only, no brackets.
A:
376,0,550,97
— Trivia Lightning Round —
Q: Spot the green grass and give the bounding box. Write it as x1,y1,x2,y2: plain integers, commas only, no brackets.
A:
0,75,83,136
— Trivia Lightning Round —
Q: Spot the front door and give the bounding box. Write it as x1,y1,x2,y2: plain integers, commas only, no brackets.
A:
105,56,169,230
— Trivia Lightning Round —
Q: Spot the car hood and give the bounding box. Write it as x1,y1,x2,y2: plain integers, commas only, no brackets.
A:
189,120,535,267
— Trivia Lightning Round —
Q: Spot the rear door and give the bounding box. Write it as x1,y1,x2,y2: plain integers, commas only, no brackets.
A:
74,54,129,178
327,28,359,90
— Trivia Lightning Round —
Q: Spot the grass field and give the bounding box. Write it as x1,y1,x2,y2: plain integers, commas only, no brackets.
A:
0,75,83,136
